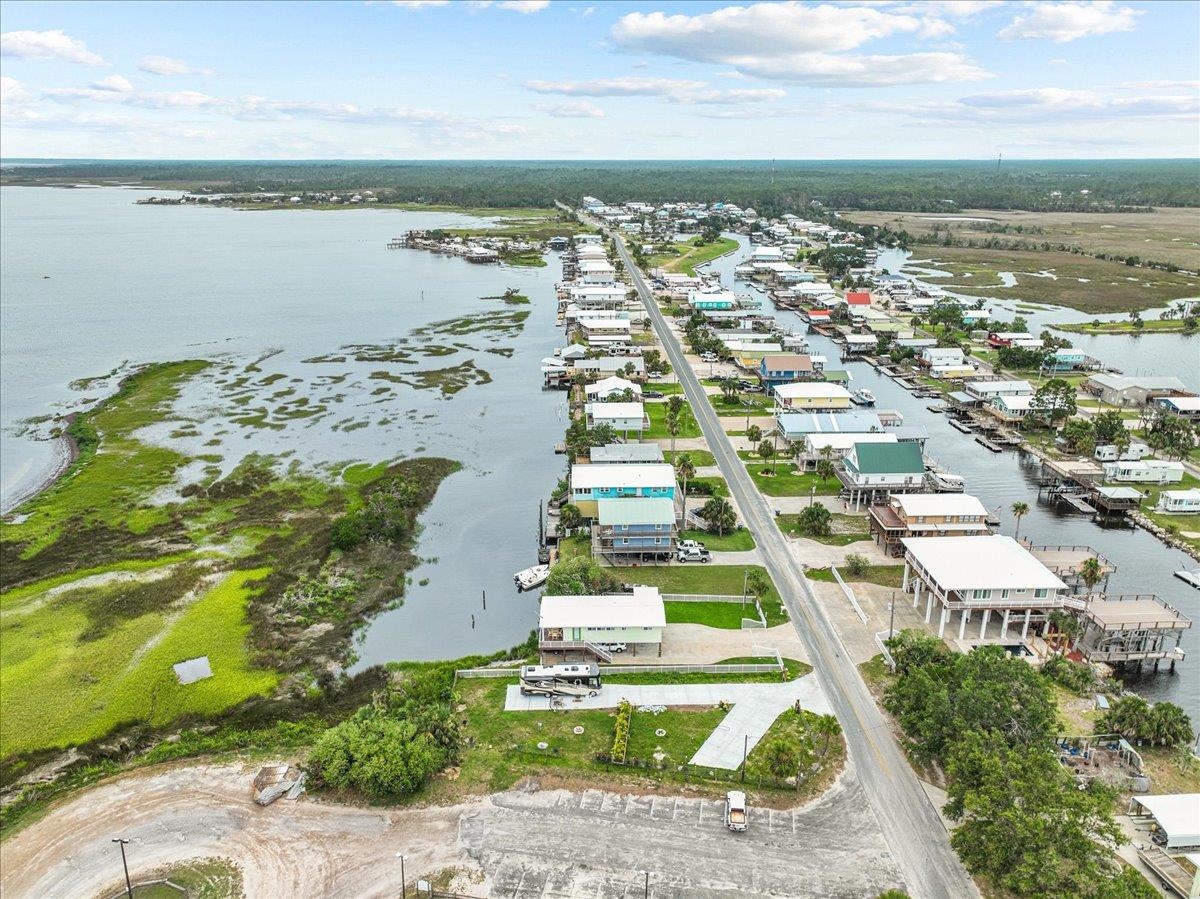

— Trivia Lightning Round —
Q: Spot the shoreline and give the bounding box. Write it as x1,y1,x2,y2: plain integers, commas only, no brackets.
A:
0,419,79,518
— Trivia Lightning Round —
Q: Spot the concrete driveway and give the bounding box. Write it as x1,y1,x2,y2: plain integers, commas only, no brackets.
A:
657,622,809,666
504,675,833,770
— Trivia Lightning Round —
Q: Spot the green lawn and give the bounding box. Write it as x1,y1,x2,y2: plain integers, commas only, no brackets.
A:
645,401,702,439
665,449,716,467
680,527,755,551
807,564,905,588
736,454,842,497
744,707,845,793
608,658,810,685
622,565,788,627
1055,319,1195,335
688,475,729,498
709,393,774,417
555,535,592,561
646,237,739,277
665,600,756,629
0,569,279,757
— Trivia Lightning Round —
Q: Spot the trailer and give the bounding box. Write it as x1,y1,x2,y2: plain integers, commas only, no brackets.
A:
519,663,602,697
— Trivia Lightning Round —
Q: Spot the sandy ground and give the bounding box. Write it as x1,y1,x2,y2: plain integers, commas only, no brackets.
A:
657,621,809,665
0,763,484,899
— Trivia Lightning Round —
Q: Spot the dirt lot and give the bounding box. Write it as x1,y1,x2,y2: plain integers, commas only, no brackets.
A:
2,759,908,899
846,208,1200,271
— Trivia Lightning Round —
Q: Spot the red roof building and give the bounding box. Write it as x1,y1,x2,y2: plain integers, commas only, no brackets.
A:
845,291,872,306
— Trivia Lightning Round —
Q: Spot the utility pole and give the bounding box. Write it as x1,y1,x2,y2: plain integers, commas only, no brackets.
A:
741,734,749,783
643,871,650,899
396,852,407,899
888,591,896,642
112,838,133,899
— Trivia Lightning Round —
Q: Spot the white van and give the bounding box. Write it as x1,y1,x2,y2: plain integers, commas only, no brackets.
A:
724,790,747,832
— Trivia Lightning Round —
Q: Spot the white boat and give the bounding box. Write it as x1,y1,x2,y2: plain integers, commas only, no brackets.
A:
514,564,550,592
851,388,876,406
927,469,966,492
1174,569,1200,591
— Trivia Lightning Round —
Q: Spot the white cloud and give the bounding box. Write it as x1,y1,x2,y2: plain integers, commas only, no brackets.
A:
91,74,133,92
534,99,605,117
494,0,551,12
0,29,105,66
525,76,786,103
388,0,451,7
526,76,706,97
138,55,214,76
873,87,1199,124
1,75,31,105
609,2,989,85
998,1,1141,43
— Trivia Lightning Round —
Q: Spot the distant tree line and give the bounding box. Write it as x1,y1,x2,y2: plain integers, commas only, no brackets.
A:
6,159,1199,211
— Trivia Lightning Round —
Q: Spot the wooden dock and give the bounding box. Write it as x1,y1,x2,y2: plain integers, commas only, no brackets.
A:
1060,494,1097,514
949,419,973,434
975,435,1003,453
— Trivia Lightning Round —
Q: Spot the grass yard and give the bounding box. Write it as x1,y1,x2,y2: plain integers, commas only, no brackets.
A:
687,475,729,498
121,857,244,899
777,512,871,545
905,246,1200,313
807,564,905,588
736,454,842,497
607,658,809,686
680,527,755,551
625,565,788,627
709,393,774,417
0,568,278,757
644,401,702,439
665,449,716,467
646,237,739,277
665,600,757,629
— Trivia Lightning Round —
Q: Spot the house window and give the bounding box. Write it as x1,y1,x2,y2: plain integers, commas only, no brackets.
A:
972,589,989,599
1035,588,1048,598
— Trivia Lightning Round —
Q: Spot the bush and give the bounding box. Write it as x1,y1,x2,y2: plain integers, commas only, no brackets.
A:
1041,655,1100,696
310,708,445,799
843,553,870,577
611,700,632,761
796,504,831,537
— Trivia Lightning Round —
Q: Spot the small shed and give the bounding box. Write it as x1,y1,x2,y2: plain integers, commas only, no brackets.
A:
1130,794,1200,851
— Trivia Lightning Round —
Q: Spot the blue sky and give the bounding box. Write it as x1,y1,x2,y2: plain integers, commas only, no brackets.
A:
1,0,1197,159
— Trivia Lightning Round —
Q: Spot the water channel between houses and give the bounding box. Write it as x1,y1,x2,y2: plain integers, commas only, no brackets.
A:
705,234,1200,719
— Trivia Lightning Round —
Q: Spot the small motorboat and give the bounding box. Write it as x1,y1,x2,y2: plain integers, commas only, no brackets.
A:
514,564,550,592
850,388,876,406
1174,569,1200,591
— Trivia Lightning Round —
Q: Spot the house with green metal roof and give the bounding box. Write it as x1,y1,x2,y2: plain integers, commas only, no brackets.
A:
593,497,678,565
839,441,927,508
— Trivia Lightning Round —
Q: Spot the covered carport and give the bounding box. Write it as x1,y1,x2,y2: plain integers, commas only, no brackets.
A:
1129,794,1200,851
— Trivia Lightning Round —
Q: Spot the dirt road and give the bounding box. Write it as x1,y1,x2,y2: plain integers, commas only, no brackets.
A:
0,763,484,899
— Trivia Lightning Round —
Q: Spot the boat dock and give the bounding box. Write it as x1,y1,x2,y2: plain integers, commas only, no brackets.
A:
949,419,973,434
975,435,1003,453
1060,493,1098,515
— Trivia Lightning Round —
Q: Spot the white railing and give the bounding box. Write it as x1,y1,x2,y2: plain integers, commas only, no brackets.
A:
830,565,869,624
875,631,897,672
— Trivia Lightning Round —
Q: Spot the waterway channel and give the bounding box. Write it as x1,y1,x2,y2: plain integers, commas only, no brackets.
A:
706,234,1200,720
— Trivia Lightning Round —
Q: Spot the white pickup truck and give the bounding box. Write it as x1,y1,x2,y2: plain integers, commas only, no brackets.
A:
724,790,747,832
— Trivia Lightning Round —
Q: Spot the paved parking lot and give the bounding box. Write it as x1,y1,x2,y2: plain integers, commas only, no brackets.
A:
461,772,905,898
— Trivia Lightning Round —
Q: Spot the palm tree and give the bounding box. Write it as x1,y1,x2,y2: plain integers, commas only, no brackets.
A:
674,453,695,519
814,714,841,759
1078,556,1103,594
558,503,583,537
817,458,835,486
1147,703,1195,748
758,439,775,473
1010,501,1029,542
666,410,681,455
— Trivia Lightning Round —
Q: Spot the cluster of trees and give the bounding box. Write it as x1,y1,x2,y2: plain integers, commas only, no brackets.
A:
309,666,461,800
1098,695,1194,748
1143,409,1200,460
330,476,421,551
810,245,868,279
884,632,1162,899
18,159,1200,211
1029,378,1078,427
1061,409,1130,455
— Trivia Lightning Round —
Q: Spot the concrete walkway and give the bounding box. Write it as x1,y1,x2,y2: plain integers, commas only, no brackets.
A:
706,549,763,565
503,675,833,771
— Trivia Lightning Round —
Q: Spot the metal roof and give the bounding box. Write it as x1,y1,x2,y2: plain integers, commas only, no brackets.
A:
848,441,924,474
597,497,676,526
571,463,675,490
777,411,883,435
539,586,666,629
901,535,1067,592
590,443,664,464
891,493,988,518
1131,794,1200,850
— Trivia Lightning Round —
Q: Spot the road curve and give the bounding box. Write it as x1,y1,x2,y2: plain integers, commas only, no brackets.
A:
610,232,978,899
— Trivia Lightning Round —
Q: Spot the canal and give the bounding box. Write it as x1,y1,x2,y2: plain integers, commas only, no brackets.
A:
705,234,1200,720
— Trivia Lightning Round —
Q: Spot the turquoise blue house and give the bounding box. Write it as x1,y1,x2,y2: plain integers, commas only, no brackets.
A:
570,463,676,516
1047,348,1089,371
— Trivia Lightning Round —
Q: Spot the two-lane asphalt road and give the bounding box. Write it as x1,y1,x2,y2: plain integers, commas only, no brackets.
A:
610,232,978,899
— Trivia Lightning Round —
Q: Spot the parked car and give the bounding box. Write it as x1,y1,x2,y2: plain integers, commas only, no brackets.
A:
677,547,712,563
644,390,665,399
596,642,628,653
699,352,719,362
677,539,707,553
724,790,748,832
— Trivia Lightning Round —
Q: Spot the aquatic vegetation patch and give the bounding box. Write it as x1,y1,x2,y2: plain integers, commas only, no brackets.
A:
412,309,530,339
369,361,492,397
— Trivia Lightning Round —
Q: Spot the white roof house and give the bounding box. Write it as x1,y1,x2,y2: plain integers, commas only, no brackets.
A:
773,382,853,408
1158,488,1200,513
805,432,897,455
571,463,675,493
539,586,667,646
965,379,1034,398
586,376,641,399
891,494,990,520
902,535,1070,639
584,402,646,432
1129,794,1200,851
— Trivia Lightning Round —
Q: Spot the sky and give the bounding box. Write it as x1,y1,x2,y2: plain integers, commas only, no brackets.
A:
1,0,1197,159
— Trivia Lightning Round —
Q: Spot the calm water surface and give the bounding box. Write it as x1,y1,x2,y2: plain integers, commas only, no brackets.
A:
1,186,567,664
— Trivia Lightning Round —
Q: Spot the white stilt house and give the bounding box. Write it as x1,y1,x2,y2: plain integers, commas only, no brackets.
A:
900,535,1072,643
